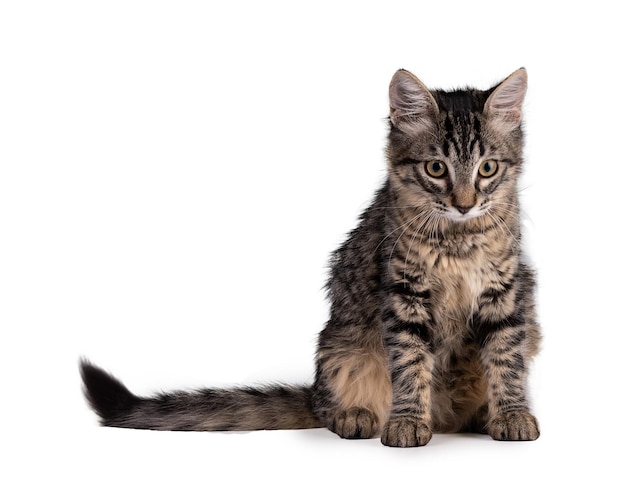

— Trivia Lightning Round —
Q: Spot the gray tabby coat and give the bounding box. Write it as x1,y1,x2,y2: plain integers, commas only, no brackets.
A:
81,68,541,447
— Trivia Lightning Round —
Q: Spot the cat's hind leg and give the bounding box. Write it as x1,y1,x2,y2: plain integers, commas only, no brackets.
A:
313,345,392,439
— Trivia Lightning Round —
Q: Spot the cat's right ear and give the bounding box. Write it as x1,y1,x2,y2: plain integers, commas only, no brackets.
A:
389,70,439,134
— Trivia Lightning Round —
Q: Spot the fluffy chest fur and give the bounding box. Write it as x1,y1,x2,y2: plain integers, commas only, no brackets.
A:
398,216,517,323
430,241,511,323
402,224,519,363
432,253,487,323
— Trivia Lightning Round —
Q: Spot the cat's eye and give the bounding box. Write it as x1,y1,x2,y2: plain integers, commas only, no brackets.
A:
426,160,447,178
478,160,498,177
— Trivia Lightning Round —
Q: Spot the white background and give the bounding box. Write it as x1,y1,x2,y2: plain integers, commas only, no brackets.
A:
1,1,624,479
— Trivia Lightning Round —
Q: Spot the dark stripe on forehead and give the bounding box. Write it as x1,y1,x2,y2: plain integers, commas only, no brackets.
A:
473,115,482,132
443,115,461,158
442,140,450,157
469,136,480,157
473,116,485,156
469,117,485,157
441,111,486,162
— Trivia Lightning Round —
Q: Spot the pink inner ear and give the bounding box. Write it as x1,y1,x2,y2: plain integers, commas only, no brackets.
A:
488,70,527,114
391,78,428,114
389,71,438,121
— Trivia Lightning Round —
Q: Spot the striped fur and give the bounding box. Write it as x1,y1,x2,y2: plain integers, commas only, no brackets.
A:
81,68,540,447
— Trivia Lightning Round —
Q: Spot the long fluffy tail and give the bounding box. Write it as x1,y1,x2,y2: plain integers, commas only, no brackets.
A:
79,360,322,431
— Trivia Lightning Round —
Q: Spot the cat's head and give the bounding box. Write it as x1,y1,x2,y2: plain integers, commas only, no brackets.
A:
386,68,527,225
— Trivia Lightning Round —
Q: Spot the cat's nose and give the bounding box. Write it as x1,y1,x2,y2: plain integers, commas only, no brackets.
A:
454,205,473,215
451,189,476,216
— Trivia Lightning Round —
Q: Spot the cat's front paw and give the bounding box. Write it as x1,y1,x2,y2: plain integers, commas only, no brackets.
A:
381,416,432,447
331,407,379,439
488,411,540,441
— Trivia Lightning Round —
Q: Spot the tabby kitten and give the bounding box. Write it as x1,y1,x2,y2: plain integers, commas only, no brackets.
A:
81,68,540,447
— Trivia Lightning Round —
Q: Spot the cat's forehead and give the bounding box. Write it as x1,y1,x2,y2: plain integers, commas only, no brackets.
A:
417,89,498,164
430,87,492,114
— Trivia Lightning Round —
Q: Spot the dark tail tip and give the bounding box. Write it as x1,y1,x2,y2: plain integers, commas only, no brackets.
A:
79,358,140,424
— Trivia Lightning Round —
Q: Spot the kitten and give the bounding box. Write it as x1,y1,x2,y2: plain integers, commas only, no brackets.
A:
81,68,541,447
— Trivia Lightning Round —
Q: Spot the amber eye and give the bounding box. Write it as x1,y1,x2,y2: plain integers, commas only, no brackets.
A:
478,160,498,177
426,160,447,178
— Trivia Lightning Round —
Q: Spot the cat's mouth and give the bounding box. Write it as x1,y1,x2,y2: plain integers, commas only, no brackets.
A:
429,197,490,224
443,208,484,223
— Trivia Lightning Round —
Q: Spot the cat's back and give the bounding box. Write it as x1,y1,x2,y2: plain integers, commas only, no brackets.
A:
325,184,389,322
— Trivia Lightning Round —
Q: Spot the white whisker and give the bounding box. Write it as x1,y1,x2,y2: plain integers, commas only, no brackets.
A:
486,210,521,251
403,211,437,280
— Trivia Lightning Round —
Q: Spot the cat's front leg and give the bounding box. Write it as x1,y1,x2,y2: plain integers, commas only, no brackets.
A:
478,323,539,441
380,284,434,447
476,267,540,441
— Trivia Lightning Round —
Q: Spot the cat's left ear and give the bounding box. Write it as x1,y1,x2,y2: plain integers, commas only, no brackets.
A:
484,68,527,132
